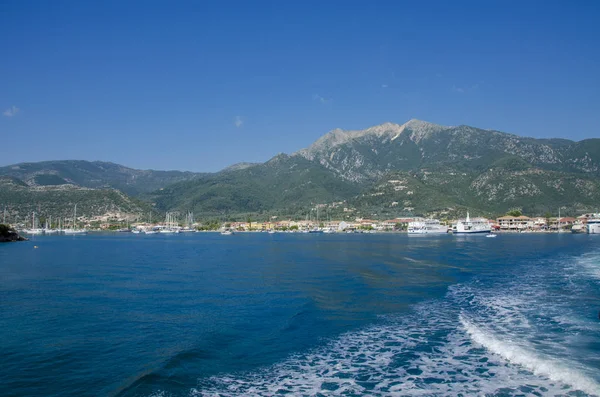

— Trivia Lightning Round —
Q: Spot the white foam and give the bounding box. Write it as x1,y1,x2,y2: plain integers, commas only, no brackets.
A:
176,249,600,397
574,252,600,281
188,299,599,397
148,391,171,397
461,315,600,396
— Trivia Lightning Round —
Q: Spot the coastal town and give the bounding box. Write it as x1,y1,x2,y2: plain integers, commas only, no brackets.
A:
6,208,600,236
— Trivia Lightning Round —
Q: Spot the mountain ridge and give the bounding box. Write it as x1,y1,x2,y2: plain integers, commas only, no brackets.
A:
0,160,204,196
1,119,599,219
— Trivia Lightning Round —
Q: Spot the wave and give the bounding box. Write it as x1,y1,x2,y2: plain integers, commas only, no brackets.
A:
189,301,599,396
461,315,600,396
572,251,600,281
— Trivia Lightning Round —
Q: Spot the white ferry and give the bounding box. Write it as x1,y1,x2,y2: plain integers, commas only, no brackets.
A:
454,212,491,234
587,216,600,234
407,219,448,234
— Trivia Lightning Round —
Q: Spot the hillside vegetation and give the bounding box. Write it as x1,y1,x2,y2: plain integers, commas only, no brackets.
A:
0,176,152,224
2,119,599,219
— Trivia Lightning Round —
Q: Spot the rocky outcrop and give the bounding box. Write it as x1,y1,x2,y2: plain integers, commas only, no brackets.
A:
0,225,27,242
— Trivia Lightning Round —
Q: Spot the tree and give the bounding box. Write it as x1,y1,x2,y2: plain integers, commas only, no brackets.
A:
506,209,523,217
0,224,11,237
544,211,552,229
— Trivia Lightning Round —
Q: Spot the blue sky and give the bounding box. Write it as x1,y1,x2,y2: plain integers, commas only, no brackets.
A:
1,0,599,172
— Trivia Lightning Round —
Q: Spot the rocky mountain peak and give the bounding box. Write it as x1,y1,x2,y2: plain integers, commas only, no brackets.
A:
401,119,448,143
221,162,259,172
296,119,448,160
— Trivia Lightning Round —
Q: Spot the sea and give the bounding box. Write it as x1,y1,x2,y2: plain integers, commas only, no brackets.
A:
1,233,599,397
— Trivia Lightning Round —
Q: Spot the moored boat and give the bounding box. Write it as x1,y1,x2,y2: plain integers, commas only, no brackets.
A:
408,219,448,234
63,229,87,235
587,216,600,234
454,212,491,234
23,212,44,235
571,223,586,234
63,204,88,235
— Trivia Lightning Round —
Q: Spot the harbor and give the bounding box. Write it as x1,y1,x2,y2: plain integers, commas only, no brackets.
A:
7,208,600,235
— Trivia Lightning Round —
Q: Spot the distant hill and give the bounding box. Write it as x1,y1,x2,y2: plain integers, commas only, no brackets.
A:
0,176,153,224
220,162,260,172
350,168,600,219
149,154,360,217
2,120,599,219
0,160,203,196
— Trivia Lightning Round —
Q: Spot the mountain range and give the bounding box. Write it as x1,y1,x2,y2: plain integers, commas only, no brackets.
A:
1,119,599,223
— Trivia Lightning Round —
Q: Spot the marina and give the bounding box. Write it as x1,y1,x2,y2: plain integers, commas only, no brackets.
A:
9,210,600,236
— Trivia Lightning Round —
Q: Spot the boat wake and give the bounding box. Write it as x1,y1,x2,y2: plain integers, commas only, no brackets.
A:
153,250,600,397
460,315,600,396
189,294,599,396
571,251,600,281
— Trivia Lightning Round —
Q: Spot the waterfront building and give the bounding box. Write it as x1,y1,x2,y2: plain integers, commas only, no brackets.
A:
496,215,532,231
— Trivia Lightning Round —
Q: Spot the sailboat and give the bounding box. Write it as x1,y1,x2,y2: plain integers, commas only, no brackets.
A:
309,206,323,233
159,212,179,233
143,212,157,234
63,204,87,235
557,208,568,233
180,211,195,232
44,215,59,234
23,212,44,235
323,208,336,233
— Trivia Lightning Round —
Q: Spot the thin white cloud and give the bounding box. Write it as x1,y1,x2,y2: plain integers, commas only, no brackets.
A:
452,83,482,94
381,84,389,88
313,94,332,104
234,115,243,128
3,106,20,117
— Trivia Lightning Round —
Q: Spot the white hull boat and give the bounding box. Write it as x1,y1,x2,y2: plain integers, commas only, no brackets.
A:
408,219,448,235
587,218,600,234
23,229,44,235
454,212,491,234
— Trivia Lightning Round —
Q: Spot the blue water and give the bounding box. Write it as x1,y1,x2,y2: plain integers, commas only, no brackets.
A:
1,233,599,397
